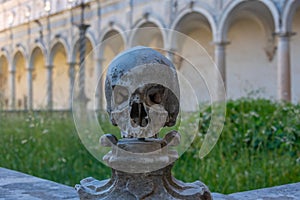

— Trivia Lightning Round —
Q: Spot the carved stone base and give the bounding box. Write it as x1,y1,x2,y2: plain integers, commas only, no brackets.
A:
76,164,211,200
75,136,212,200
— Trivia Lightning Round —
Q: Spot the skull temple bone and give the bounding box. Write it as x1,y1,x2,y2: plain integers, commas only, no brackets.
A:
76,46,212,200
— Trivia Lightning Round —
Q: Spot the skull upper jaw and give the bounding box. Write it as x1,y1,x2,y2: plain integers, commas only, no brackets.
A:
111,102,168,138
111,82,175,138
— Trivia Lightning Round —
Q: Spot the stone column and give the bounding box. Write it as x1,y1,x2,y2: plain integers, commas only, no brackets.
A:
214,42,229,88
214,41,229,101
77,23,90,106
166,48,182,69
46,65,53,110
68,62,76,110
9,69,16,110
277,33,293,102
95,57,105,111
166,49,175,62
27,67,33,110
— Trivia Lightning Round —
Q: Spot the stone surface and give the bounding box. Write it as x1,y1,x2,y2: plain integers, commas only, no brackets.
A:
100,132,179,173
76,136,212,200
228,182,300,200
212,183,300,200
1,167,300,200
211,193,233,200
0,167,78,200
76,165,212,200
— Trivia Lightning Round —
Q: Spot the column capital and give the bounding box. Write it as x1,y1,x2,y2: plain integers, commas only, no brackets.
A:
212,41,231,46
25,67,34,71
45,65,54,69
167,48,177,52
67,62,77,66
274,32,296,38
94,57,106,62
8,69,16,73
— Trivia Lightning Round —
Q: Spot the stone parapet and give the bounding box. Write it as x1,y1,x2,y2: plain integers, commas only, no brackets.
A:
1,167,300,199
0,167,77,200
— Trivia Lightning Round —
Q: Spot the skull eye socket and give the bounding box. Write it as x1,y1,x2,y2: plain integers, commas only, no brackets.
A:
146,85,165,105
113,85,129,106
149,93,162,104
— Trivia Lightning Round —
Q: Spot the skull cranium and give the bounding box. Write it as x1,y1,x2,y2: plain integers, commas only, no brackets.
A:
105,46,180,138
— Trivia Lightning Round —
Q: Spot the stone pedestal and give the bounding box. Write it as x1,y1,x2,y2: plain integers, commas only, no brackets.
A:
75,135,212,200
75,47,212,199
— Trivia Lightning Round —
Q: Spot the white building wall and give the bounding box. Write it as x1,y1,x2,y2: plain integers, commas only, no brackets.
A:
227,18,277,99
0,0,299,110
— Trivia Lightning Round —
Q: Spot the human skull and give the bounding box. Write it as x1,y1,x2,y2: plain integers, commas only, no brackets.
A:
105,46,180,138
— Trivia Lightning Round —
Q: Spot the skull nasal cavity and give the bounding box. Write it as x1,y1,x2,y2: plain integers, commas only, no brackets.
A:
130,103,148,127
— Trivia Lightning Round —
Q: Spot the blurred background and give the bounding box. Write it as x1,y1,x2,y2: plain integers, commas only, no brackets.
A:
0,0,299,111
0,0,299,195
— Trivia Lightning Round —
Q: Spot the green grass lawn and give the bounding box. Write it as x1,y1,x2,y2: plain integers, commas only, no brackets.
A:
0,99,299,194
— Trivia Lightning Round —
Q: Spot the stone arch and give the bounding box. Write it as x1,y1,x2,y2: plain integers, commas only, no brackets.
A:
282,0,300,33
15,43,28,56
99,29,125,69
30,47,47,109
13,51,27,109
99,23,127,47
169,10,215,109
12,45,28,70
170,7,217,43
99,29,125,59
12,51,26,71
0,48,10,66
133,11,167,29
219,0,278,99
29,46,45,68
50,37,69,66
217,0,279,42
71,37,93,62
101,29,122,42
0,55,9,109
86,30,97,48
171,11,214,55
29,43,47,68
50,41,69,110
50,41,67,64
129,17,166,49
70,31,97,62
98,29,125,109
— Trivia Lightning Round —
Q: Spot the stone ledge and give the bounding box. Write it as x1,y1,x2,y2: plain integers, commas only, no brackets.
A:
213,182,300,200
1,167,299,200
0,167,78,200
